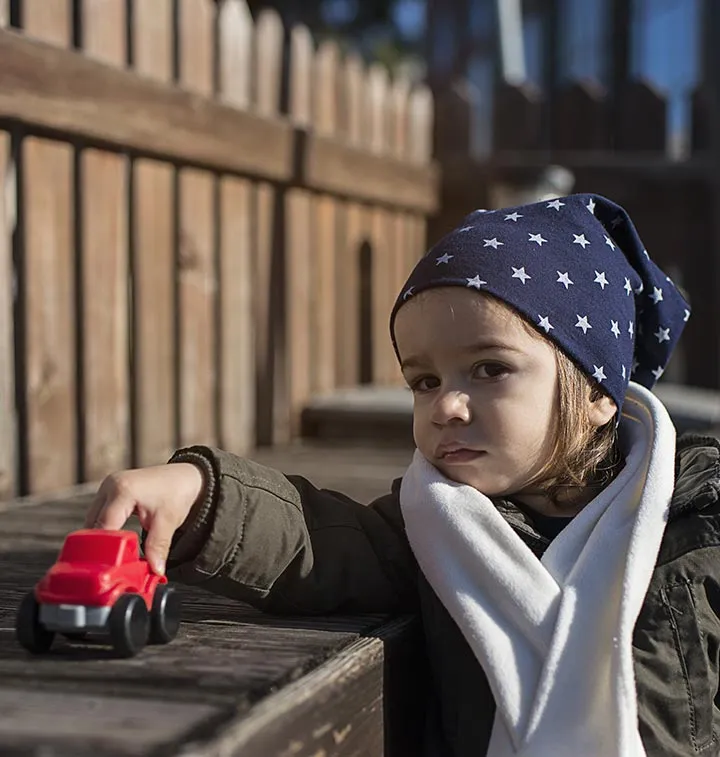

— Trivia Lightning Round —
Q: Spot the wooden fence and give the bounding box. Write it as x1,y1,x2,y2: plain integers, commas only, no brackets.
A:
431,78,720,393
0,0,436,499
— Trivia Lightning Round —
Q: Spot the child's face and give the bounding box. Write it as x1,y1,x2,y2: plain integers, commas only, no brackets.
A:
394,287,561,500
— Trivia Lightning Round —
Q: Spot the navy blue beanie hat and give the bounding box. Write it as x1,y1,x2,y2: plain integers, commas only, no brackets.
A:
390,193,691,413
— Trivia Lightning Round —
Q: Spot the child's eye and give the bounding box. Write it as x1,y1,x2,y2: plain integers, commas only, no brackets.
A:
408,375,440,393
473,362,509,380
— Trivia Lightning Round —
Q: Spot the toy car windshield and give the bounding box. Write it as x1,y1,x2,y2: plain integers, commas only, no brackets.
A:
58,531,136,566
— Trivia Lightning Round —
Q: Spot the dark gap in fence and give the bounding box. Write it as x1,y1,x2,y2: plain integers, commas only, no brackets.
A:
359,240,373,385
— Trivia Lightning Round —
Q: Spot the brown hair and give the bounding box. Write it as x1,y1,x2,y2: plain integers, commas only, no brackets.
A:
532,347,620,504
494,297,621,506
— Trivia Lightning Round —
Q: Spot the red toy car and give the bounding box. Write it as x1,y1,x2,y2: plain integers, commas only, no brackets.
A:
15,529,181,658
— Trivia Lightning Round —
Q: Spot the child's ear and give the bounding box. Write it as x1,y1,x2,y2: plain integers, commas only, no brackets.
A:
588,393,617,428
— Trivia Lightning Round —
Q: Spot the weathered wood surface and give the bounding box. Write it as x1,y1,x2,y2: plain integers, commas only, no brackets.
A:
0,444,419,756
0,28,437,212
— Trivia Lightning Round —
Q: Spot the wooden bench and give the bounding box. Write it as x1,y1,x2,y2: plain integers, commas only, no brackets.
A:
0,445,425,757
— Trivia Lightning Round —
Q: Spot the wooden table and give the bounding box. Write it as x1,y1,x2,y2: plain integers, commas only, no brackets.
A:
0,445,425,757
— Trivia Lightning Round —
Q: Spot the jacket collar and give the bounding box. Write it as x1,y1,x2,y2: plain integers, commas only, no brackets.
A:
669,434,720,518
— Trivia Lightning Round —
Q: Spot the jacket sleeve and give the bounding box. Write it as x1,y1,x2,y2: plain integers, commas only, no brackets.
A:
159,445,419,616
633,507,720,755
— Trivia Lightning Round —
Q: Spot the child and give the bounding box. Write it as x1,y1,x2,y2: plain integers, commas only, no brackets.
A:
85,194,720,757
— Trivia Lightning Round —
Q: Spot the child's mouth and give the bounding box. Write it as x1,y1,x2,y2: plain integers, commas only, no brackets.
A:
440,449,484,464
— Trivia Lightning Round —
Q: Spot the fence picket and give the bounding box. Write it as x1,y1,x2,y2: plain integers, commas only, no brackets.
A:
0,132,15,497
176,0,217,449
218,0,255,453
254,8,286,444
313,39,340,395
408,84,432,269
553,81,610,150
132,0,176,466
22,0,70,45
79,0,129,481
389,75,412,386
286,23,314,428
21,1,76,493
336,51,366,387
367,63,396,385
615,80,667,152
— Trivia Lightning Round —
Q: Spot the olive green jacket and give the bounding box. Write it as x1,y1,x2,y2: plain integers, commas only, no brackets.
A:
162,434,720,757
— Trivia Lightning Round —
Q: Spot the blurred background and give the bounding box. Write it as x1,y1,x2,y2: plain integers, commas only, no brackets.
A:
0,0,718,500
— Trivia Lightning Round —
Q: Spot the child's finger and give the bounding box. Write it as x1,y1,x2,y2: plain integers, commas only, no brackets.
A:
83,491,106,529
91,491,137,532
142,510,179,576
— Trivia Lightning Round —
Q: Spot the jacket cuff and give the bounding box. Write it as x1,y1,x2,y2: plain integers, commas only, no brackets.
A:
165,446,220,566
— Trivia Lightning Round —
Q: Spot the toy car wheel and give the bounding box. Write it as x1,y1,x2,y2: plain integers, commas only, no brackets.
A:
109,593,149,658
149,585,182,644
16,591,55,654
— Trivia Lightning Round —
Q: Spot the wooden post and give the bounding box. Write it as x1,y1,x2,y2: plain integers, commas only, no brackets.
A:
313,39,340,395
286,23,314,428
20,0,76,494
688,0,720,388
176,0,217,449
552,81,610,150
254,8,286,445
615,81,667,152
131,0,176,466
79,0,130,482
609,0,632,145
217,0,255,454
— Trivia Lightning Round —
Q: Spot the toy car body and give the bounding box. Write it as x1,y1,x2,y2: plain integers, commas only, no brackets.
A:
16,529,181,657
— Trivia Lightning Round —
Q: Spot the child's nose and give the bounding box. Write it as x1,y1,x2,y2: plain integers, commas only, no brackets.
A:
432,391,472,425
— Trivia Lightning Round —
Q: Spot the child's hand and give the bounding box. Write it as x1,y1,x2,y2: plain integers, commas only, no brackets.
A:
84,463,205,576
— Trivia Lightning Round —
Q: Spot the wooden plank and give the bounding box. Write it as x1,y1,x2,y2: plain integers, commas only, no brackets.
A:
218,177,254,452
79,0,129,482
303,136,438,212
335,52,365,388
312,39,341,396
285,23,314,433
177,0,216,449
389,75,412,387
0,30,438,212
0,29,292,181
217,0,255,453
80,151,129,480
366,65,397,385
131,3,175,466
22,138,76,494
192,619,423,757
0,131,15,498
21,0,70,44
82,0,126,66
254,8,286,445
133,0,172,82
21,3,75,495
407,84,433,281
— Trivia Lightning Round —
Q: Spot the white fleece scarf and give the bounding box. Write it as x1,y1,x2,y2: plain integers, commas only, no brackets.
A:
400,382,676,757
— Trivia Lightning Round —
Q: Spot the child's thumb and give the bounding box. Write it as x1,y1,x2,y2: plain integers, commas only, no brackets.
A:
143,511,177,576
